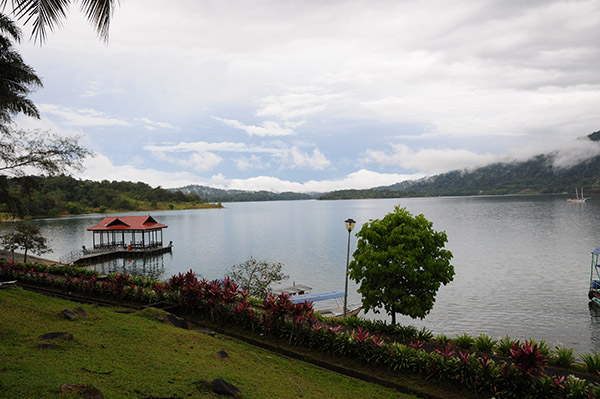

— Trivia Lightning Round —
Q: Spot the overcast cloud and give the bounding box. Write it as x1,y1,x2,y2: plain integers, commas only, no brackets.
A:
10,0,600,192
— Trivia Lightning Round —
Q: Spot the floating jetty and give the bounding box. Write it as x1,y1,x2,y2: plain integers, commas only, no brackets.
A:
60,244,172,265
59,215,173,265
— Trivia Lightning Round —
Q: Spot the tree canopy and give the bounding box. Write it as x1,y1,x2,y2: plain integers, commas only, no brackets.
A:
1,220,51,262
348,206,454,324
0,13,41,129
227,257,288,298
0,174,211,218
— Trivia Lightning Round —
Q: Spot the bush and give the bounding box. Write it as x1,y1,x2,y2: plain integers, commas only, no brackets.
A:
454,333,474,349
580,351,600,374
550,345,574,368
474,334,496,353
417,327,434,342
496,336,516,357
435,333,451,345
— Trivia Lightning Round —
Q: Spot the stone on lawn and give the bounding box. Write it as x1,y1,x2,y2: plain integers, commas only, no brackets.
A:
62,309,79,320
211,378,241,397
74,307,89,318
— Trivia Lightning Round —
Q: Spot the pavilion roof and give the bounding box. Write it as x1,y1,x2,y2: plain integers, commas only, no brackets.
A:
87,216,168,231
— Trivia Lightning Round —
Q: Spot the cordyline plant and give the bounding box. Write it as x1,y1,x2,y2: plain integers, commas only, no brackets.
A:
509,340,547,379
5,260,600,398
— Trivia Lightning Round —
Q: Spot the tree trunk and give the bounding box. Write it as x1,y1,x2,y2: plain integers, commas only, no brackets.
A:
391,312,396,325
23,247,28,263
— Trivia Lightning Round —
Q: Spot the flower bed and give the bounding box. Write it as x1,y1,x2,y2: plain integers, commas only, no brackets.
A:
1,262,599,398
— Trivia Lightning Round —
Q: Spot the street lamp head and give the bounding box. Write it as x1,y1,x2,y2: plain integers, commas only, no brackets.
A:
344,218,356,232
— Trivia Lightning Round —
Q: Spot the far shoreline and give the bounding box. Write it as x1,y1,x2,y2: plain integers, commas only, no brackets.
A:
0,202,223,223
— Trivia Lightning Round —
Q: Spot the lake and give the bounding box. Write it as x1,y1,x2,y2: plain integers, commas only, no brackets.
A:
2,195,600,354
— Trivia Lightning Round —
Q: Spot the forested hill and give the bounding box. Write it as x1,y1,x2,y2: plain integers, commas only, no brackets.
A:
176,184,317,202
320,131,600,200
0,175,215,218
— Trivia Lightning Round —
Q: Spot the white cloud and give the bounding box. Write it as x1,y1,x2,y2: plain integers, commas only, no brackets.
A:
256,88,345,120
75,154,414,192
552,138,600,169
208,169,418,193
235,155,267,171
145,140,331,171
133,117,177,131
143,141,274,154
213,116,301,137
38,104,131,127
16,0,600,188
361,144,497,174
75,154,203,188
150,150,222,172
286,147,331,170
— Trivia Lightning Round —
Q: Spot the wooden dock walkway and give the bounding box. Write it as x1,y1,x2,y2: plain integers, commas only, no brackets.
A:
59,245,172,265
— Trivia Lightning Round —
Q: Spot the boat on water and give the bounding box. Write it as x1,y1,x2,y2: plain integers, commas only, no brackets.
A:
271,283,361,318
288,289,362,318
567,188,588,203
588,247,600,307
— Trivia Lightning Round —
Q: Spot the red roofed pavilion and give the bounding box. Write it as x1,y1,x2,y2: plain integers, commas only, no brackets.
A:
87,215,168,250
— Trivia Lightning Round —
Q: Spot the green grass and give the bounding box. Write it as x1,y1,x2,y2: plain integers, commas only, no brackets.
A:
0,288,413,399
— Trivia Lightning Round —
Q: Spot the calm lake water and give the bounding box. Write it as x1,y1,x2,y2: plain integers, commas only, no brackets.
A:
3,195,600,354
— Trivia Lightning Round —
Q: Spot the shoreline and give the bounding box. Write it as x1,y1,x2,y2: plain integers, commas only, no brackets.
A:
0,250,60,265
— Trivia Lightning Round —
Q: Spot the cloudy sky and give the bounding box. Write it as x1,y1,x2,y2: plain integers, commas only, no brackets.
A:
11,0,600,192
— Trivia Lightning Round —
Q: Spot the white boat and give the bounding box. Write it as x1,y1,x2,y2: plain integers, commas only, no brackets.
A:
289,290,362,318
567,188,588,203
270,283,312,296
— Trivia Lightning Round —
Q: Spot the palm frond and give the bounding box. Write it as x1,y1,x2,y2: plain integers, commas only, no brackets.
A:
10,0,71,43
80,0,118,42
0,12,23,42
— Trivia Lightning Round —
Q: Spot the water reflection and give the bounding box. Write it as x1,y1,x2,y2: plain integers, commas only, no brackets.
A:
87,254,168,281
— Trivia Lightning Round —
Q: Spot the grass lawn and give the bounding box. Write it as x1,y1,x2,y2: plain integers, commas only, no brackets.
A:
0,288,415,398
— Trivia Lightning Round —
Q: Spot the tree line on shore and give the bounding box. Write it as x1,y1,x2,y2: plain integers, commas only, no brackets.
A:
0,175,209,218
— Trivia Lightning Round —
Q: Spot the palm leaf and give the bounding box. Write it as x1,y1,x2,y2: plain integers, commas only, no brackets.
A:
1,0,118,43
80,0,118,42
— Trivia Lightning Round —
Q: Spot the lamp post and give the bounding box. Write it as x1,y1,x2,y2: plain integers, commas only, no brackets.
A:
344,218,356,318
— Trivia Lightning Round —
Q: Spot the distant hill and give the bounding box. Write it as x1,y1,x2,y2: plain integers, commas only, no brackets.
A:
175,185,318,202
320,130,600,200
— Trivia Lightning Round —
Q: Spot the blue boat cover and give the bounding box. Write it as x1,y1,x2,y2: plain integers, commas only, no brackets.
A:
289,290,344,304
593,247,600,255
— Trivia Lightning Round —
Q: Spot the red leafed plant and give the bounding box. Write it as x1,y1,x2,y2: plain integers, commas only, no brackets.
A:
408,340,424,350
509,340,546,378
434,342,455,359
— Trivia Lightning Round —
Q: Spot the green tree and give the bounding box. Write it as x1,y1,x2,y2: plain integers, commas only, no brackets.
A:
1,220,51,263
1,0,118,43
227,257,288,298
348,206,454,324
0,13,41,129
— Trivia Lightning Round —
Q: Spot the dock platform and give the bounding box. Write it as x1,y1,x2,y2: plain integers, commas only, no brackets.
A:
59,245,172,265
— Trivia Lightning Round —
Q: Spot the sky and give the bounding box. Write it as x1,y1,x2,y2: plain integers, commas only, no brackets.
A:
10,0,600,192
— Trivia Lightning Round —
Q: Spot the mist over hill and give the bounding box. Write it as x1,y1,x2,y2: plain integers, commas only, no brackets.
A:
174,130,600,202
320,130,600,200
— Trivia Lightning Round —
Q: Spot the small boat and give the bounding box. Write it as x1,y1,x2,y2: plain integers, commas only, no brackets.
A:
271,283,312,296
588,247,600,307
289,290,362,318
567,188,588,203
